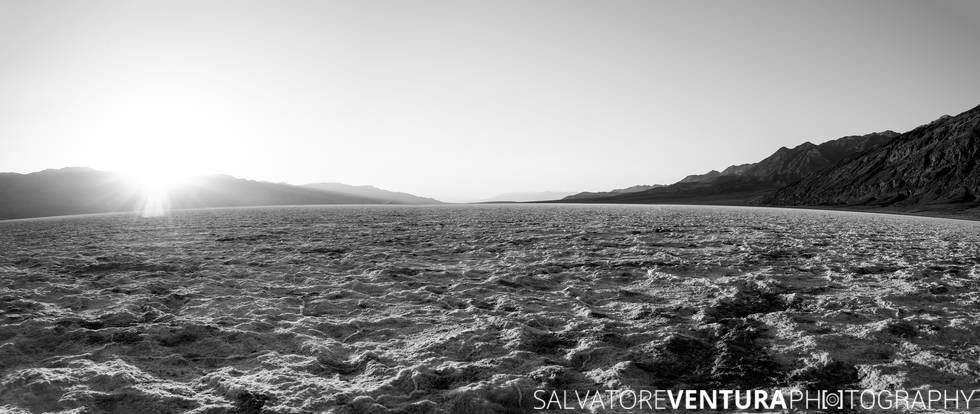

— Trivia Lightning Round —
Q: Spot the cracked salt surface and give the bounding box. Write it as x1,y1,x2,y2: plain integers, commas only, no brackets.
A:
1,205,979,413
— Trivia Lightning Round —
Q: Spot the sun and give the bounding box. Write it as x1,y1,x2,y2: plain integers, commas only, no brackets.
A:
125,169,177,192
121,168,184,217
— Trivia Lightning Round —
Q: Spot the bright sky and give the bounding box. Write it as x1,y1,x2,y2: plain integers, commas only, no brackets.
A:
2,0,979,202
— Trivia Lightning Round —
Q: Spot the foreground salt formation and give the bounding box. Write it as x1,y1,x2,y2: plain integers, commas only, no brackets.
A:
1,205,978,413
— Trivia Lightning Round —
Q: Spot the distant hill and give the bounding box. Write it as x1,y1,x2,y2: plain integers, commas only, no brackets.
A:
0,167,141,220
560,131,898,205
769,104,980,210
564,184,666,201
475,191,578,203
0,168,434,220
560,176,782,205
163,175,384,209
303,182,441,204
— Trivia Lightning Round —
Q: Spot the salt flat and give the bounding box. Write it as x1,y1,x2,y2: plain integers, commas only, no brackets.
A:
1,205,979,413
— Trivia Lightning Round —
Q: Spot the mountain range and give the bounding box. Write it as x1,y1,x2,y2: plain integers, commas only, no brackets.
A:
475,191,580,203
559,103,980,218
0,168,442,220
769,104,980,210
302,182,441,204
5,103,979,220
563,185,667,201
558,131,899,205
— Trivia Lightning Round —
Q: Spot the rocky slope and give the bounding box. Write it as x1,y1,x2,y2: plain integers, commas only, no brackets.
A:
738,131,898,185
674,132,897,187
770,104,980,209
561,132,898,205
677,164,752,184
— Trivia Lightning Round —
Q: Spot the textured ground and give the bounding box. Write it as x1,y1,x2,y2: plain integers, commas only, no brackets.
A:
1,205,979,413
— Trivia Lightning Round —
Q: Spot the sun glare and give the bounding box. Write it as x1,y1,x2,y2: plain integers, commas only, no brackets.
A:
122,168,184,218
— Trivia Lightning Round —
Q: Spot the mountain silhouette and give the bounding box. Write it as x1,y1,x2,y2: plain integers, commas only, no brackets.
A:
770,104,980,210
302,183,441,205
564,184,666,201
0,168,441,220
475,191,579,203
560,131,898,205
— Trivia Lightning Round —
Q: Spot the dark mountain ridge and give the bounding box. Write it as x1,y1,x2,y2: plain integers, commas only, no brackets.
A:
677,131,898,186
564,184,666,201
0,167,140,220
0,168,441,220
769,104,980,209
561,131,899,205
302,182,442,205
